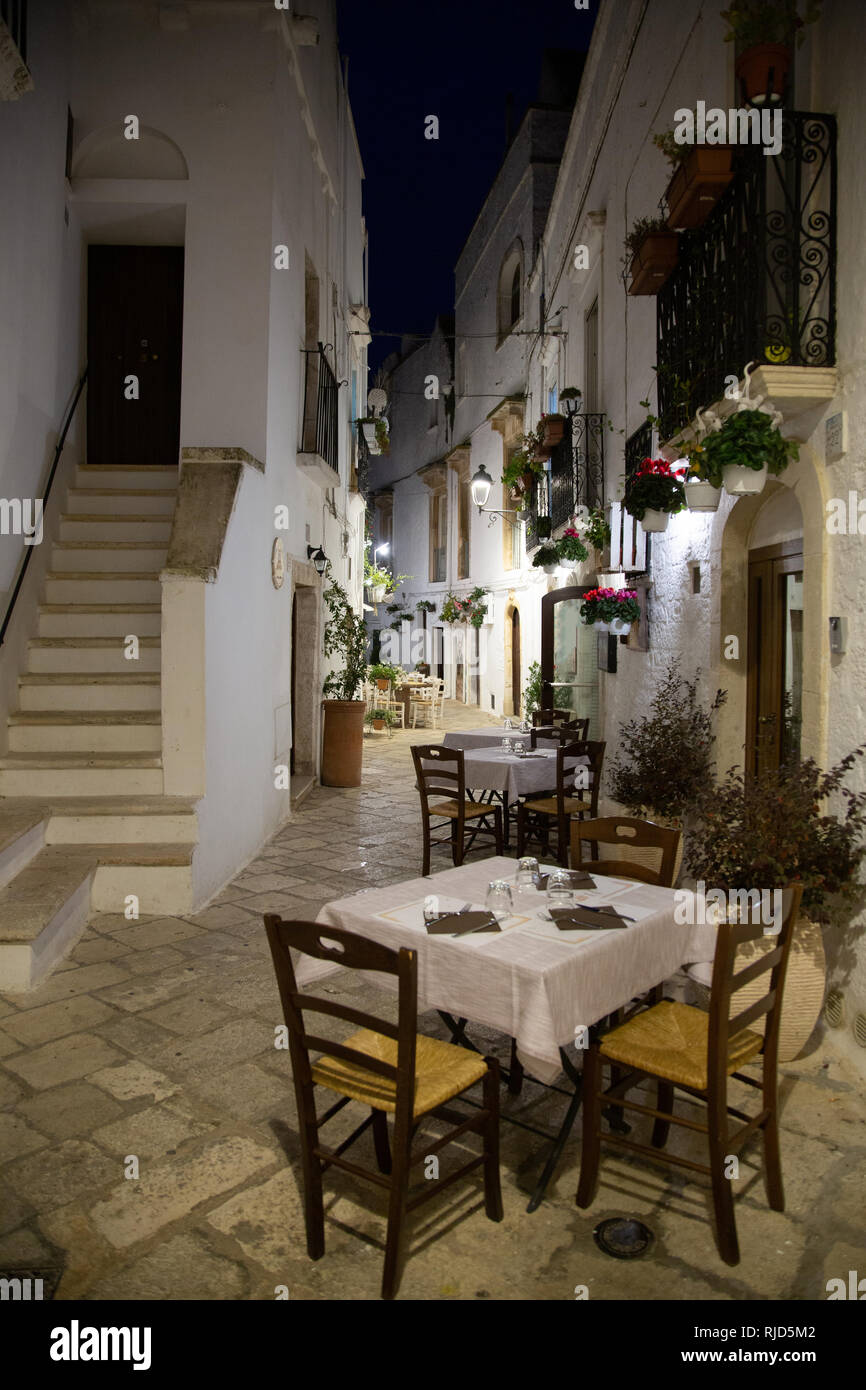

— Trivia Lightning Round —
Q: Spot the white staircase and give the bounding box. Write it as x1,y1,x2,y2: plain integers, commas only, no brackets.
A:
0,465,200,991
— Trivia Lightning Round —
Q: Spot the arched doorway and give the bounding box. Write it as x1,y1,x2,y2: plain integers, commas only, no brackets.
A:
540,585,600,734
746,489,804,773
511,607,521,715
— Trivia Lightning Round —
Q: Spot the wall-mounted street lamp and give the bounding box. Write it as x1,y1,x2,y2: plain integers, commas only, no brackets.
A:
470,463,530,527
307,545,328,575
373,541,390,564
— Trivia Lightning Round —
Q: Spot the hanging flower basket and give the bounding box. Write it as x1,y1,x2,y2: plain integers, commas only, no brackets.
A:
624,457,686,529
539,414,566,450
640,508,671,533
555,526,589,570
736,42,791,105
580,588,640,631
532,543,560,575
723,462,769,495
365,583,387,604
701,409,798,499
684,477,722,512
665,147,734,231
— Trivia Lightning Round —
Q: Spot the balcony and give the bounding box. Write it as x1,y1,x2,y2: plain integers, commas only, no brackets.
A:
656,112,837,442
525,413,605,549
298,343,341,488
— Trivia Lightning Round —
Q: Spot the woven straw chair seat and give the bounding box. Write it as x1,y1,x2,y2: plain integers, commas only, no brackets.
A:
429,799,495,820
522,794,590,815
599,1000,763,1090
312,1029,488,1116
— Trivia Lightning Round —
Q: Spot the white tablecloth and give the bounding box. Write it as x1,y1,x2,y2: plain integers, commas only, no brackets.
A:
443,728,560,751
460,748,560,801
308,857,716,1082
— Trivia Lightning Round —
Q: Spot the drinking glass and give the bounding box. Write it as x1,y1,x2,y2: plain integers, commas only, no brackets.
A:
423,894,440,924
546,869,576,913
503,717,513,730
485,879,514,921
500,737,512,752
514,856,539,892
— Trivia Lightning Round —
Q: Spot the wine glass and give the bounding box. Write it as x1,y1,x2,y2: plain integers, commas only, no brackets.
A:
485,879,514,921
514,856,539,892
500,737,512,753
423,894,440,924
503,717,513,731
546,869,576,914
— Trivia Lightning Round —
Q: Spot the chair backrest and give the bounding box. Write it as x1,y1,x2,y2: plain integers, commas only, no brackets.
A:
707,885,802,1074
531,707,571,727
554,739,604,816
570,815,680,886
264,915,418,1117
411,743,466,813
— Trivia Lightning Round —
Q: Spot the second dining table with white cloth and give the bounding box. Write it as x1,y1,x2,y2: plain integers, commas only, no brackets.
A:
434,741,587,842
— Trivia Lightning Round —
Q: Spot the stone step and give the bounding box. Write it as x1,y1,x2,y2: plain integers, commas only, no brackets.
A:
91,843,195,915
44,573,162,604
0,803,47,890
66,487,177,516
19,673,161,712
8,710,162,754
27,637,162,675
0,752,164,797
46,796,198,846
38,604,162,638
75,464,178,491
59,513,173,543
51,542,168,573
0,846,96,991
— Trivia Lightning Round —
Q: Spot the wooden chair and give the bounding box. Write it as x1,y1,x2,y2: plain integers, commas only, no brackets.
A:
531,717,589,747
410,687,435,729
531,707,571,727
411,744,503,875
570,816,681,888
516,740,605,864
263,916,503,1300
576,885,803,1266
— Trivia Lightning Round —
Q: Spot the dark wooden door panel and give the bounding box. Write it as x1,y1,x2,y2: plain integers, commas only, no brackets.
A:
87,246,184,467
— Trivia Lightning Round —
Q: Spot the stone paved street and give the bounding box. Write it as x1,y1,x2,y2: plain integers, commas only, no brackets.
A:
1,701,864,1301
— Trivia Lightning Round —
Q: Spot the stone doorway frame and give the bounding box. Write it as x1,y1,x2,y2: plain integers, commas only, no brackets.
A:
290,560,321,784
503,596,521,717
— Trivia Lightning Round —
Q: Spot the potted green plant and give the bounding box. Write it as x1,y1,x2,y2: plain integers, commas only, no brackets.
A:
688,740,865,1060
536,516,553,541
624,456,687,532
502,444,545,500
582,506,612,554
669,432,724,512
607,662,728,880
364,707,399,733
523,660,544,721
701,407,798,496
579,587,641,636
559,387,582,415
722,0,822,106
556,526,589,572
654,120,734,231
368,661,401,693
532,543,561,575
321,577,369,787
358,416,390,455
363,547,391,603
388,609,413,630
625,215,679,295
440,593,461,624
416,599,437,614
414,661,431,676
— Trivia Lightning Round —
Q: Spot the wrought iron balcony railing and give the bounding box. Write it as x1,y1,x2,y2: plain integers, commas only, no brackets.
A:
525,412,605,550
656,110,836,442
301,342,339,475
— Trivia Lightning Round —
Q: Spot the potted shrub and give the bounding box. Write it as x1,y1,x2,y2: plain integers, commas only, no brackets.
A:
607,661,728,881
416,599,437,615
579,587,641,636
625,215,679,295
624,456,687,532
321,577,369,787
701,407,799,496
722,0,822,106
654,122,734,231
523,660,544,723
368,661,400,693
556,526,589,572
502,447,545,502
688,741,866,1060
364,707,399,733
440,593,461,624
669,434,724,512
532,543,561,575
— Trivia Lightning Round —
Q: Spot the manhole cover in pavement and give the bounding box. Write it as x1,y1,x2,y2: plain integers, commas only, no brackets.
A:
593,1217,654,1259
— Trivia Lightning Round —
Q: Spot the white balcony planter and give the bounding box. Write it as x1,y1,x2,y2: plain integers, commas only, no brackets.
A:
609,617,633,637
685,479,722,512
722,462,768,496
640,509,670,533
366,584,387,604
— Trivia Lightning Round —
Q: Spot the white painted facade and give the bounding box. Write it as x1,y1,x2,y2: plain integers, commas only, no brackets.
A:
0,0,369,918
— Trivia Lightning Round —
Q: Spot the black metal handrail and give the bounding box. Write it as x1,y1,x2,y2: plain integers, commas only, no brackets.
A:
0,366,87,647
1,0,28,63
525,412,606,547
301,343,339,475
657,110,836,441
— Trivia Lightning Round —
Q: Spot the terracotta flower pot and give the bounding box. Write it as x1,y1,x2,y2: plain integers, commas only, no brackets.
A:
736,42,791,106
665,147,734,231
628,232,679,295
321,699,366,787
540,416,566,450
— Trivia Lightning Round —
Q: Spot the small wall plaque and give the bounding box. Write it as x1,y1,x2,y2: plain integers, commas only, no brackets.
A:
271,536,286,589
825,412,847,463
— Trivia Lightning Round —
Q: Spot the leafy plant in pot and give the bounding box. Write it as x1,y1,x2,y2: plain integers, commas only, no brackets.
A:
532,543,561,575
701,407,798,496
654,118,735,231
321,576,369,787
722,0,822,106
556,526,589,572
607,661,728,878
368,662,400,691
502,448,545,502
523,660,544,721
624,215,679,296
364,707,399,732
624,456,687,532
687,740,866,1060
579,587,641,636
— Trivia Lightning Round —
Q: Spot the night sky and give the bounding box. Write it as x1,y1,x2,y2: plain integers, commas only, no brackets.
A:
335,0,600,369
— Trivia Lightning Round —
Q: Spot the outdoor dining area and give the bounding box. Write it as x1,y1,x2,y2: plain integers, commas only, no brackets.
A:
262,702,838,1300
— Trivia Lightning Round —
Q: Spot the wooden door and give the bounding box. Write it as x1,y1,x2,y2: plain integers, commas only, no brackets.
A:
290,590,297,775
87,245,184,467
746,540,804,774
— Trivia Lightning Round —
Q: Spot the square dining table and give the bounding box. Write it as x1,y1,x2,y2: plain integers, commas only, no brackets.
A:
434,742,586,845
305,856,715,1209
